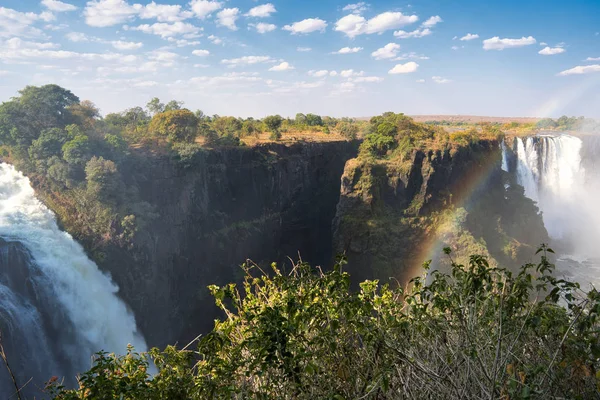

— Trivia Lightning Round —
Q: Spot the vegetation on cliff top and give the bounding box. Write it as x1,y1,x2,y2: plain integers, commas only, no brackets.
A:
47,247,600,399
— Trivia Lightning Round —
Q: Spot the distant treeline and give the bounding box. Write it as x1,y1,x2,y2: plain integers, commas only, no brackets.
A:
424,116,600,133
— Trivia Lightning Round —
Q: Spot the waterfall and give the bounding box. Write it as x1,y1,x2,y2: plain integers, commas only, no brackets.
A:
0,163,146,396
504,134,600,287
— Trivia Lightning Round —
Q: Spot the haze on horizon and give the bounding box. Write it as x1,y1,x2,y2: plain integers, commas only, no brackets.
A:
0,0,599,118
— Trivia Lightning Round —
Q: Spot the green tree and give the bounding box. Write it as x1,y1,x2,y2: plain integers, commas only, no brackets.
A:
295,113,307,125
85,156,124,204
146,97,165,115
164,100,184,112
149,109,199,143
62,134,91,166
305,113,323,126
28,128,68,160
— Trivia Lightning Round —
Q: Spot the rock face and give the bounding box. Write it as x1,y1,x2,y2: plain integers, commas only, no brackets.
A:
332,141,548,284
93,141,359,348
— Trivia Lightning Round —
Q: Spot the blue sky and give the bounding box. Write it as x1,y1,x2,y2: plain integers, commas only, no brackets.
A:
0,0,599,118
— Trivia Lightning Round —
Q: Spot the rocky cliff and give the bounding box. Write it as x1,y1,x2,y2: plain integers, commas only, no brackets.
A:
64,141,358,348
333,141,548,284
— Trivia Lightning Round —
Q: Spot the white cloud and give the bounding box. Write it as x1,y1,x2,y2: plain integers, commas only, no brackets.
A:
335,11,418,38
460,33,478,41
394,52,429,60
133,80,158,87
41,0,77,12
147,49,179,62
416,78,425,83
297,47,312,52
245,3,276,18
194,63,209,68
539,46,565,55
192,49,210,56
250,22,277,33
342,2,369,14
333,46,363,54
112,40,142,50
558,64,600,76
208,34,222,44
422,15,442,28
340,69,364,78
393,28,431,38
65,32,89,42
586,57,600,61
451,46,459,50
221,55,274,66
131,22,201,38
432,76,451,83
388,62,419,74
83,0,140,27
167,37,201,47
351,76,383,83
0,7,50,38
371,43,400,60
482,36,536,50
189,0,222,19
139,2,193,22
269,61,294,71
5,37,59,49
283,18,327,34
308,69,330,77
216,8,239,30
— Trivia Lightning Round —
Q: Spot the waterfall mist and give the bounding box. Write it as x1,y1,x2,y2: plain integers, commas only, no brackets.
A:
0,163,146,396
504,134,600,287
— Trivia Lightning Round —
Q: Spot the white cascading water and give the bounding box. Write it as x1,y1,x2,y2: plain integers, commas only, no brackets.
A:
504,135,600,287
0,163,146,394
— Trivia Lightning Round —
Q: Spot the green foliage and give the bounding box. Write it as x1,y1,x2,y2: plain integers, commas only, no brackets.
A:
85,156,124,205
28,128,69,160
62,134,91,166
49,246,600,399
263,115,283,133
149,109,199,143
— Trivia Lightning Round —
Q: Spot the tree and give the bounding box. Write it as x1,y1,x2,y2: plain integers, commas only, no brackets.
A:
241,120,259,137
149,109,199,143
295,113,307,125
17,84,79,129
85,156,124,204
28,128,68,160
305,113,323,127
263,115,283,140
164,100,184,112
62,134,91,166
146,97,165,115
213,117,242,137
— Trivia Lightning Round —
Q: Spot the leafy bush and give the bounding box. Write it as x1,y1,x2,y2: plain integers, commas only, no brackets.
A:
48,246,600,399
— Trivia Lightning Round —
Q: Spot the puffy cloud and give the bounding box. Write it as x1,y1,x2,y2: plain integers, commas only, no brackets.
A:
250,22,277,33
189,0,222,19
393,28,431,38
460,33,479,41
130,22,201,38
283,18,327,34
138,2,193,22
208,34,222,44
221,55,274,66
340,69,364,78
246,3,276,18
167,37,201,47
432,76,451,83
351,76,383,83
342,2,369,14
65,32,89,42
84,0,140,27
308,69,329,77
41,0,77,12
586,57,600,61
416,79,425,83
394,52,429,60
538,46,565,55
297,47,312,52
216,8,239,30
422,15,442,28
112,40,142,50
371,43,400,60
388,62,419,74
192,49,210,56
0,7,50,38
333,46,362,54
269,61,294,71
558,64,600,76
4,37,59,49
483,36,536,50
335,11,418,38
